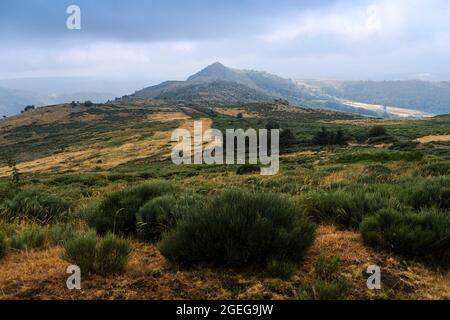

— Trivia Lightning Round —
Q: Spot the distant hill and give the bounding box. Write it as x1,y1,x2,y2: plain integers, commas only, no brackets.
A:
295,80,450,115
133,62,446,118
0,87,115,117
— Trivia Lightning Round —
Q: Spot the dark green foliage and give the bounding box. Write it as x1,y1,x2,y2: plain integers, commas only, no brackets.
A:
236,164,260,175
406,176,450,210
159,190,316,269
89,181,177,235
0,232,7,259
280,129,296,149
84,100,94,107
137,194,200,243
266,259,297,279
63,231,131,275
266,120,280,130
368,125,387,137
312,127,348,146
1,190,70,223
361,208,450,267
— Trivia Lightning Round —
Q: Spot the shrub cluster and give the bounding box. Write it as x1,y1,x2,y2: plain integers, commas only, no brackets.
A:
159,190,316,271
1,190,70,223
88,181,177,235
312,127,348,146
298,187,395,228
137,193,200,243
63,231,131,275
0,232,7,260
360,208,450,267
297,256,348,300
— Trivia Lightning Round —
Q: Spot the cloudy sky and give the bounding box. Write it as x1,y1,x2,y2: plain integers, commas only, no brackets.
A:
1,0,450,84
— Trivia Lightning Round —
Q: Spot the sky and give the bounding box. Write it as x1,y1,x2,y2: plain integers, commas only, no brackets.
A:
1,0,450,85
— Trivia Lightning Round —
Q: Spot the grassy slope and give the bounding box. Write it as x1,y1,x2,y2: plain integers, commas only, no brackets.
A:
0,100,449,300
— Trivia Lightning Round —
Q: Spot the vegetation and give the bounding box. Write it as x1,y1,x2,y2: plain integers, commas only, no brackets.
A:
361,208,450,267
159,190,316,271
88,181,177,235
63,231,131,275
0,99,449,299
1,190,70,224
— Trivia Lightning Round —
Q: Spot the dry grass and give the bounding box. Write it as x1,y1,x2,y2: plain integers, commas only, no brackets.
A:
416,134,450,143
0,225,447,300
212,108,259,118
0,112,209,176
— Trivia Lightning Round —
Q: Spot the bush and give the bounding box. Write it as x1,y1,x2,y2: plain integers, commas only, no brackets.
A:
368,125,387,137
299,187,395,228
63,231,131,275
236,164,260,175
406,176,450,210
360,208,450,267
159,190,316,270
417,161,450,177
0,232,7,259
137,194,200,243
89,181,177,235
314,256,342,282
312,127,348,146
1,190,70,223
266,259,297,279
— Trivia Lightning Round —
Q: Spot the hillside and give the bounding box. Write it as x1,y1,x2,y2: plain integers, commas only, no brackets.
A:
133,63,449,118
0,99,449,300
295,79,450,115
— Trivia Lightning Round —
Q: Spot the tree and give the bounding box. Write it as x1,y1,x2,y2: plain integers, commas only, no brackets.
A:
280,129,296,149
23,105,35,112
368,125,387,137
266,120,280,130
84,100,94,107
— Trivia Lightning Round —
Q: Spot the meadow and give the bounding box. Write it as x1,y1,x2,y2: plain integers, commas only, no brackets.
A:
0,100,449,300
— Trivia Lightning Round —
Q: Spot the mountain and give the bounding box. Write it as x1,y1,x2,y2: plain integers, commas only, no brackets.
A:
0,87,52,117
0,86,115,117
295,79,450,115
133,62,312,106
133,62,447,118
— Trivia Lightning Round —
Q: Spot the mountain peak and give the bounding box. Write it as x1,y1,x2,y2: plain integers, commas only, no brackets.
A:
187,62,233,82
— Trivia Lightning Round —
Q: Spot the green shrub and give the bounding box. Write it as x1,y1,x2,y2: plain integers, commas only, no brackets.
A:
89,181,177,235
7,225,49,251
236,164,261,175
360,208,450,267
368,125,387,137
95,233,132,274
314,256,342,282
297,279,348,300
159,190,316,269
299,187,394,228
63,231,97,273
417,161,450,177
266,259,297,279
63,231,131,275
406,176,450,210
1,190,70,223
0,232,7,259
137,194,200,243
